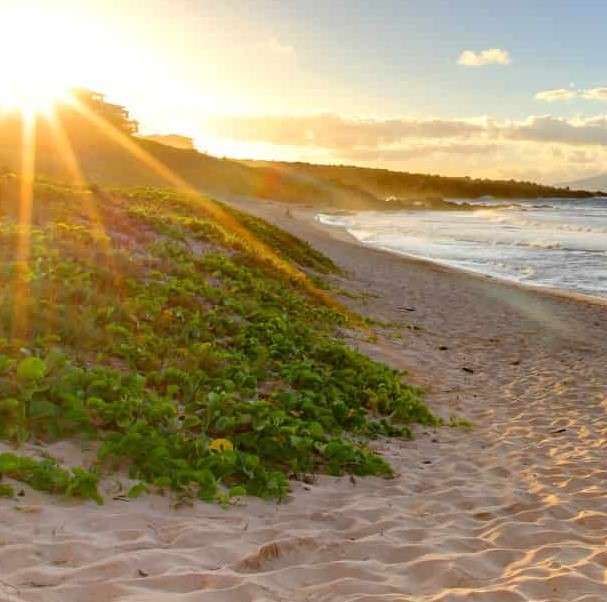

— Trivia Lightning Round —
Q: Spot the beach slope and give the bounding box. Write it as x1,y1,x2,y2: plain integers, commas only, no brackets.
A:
1,195,606,602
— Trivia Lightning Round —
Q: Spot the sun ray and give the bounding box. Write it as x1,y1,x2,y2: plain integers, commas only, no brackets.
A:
44,109,113,255
12,109,37,343
66,96,340,310
41,109,127,342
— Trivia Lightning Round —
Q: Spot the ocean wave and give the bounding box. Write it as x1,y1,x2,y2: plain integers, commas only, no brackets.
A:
518,240,562,250
476,211,607,235
316,214,351,227
315,204,607,297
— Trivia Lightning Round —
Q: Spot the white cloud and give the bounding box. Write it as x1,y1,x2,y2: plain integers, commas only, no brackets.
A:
534,88,578,102
457,48,511,67
204,112,607,182
535,86,607,102
502,115,607,146
581,87,607,101
208,114,484,149
209,113,607,149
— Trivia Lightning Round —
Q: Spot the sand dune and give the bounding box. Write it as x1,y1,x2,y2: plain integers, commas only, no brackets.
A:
1,199,606,601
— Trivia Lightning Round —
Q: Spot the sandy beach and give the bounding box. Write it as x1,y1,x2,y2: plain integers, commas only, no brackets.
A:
2,197,607,602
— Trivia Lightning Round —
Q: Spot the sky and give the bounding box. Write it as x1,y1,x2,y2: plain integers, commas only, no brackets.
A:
3,0,607,183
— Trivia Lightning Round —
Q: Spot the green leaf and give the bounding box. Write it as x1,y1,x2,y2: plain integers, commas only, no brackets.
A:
0,355,12,375
228,485,246,498
16,357,47,381
0,398,22,416
29,400,59,420
127,482,149,499
0,483,14,497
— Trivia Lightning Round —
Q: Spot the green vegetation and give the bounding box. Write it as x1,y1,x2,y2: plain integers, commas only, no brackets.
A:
0,453,101,503
448,416,474,430
0,483,14,497
220,202,338,274
0,178,437,504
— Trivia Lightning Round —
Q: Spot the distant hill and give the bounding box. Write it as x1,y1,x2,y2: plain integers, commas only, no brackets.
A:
0,107,375,210
243,160,602,201
0,90,601,209
560,173,607,194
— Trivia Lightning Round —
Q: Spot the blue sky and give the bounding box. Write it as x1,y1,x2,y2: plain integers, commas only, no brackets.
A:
175,0,606,119
159,0,607,182
5,0,607,182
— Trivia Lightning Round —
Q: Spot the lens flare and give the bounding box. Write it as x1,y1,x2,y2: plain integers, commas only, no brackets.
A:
0,8,75,114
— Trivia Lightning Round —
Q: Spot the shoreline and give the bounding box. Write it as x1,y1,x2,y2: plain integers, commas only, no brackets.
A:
224,196,607,371
229,196,607,314
313,207,607,310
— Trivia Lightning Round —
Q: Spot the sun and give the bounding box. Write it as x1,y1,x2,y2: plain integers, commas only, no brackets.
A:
0,7,79,114
0,67,68,116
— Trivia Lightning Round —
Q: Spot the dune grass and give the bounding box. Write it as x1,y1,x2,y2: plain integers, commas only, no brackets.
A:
0,179,437,504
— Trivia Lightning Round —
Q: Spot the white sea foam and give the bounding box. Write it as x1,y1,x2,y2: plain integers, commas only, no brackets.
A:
318,198,607,297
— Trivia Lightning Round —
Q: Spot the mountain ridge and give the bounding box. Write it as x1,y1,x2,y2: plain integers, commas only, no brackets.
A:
0,92,603,209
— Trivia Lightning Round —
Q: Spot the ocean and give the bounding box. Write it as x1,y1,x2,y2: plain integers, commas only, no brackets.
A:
317,197,607,299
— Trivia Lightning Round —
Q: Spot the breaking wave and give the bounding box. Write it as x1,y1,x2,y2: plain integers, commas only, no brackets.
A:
317,197,607,297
